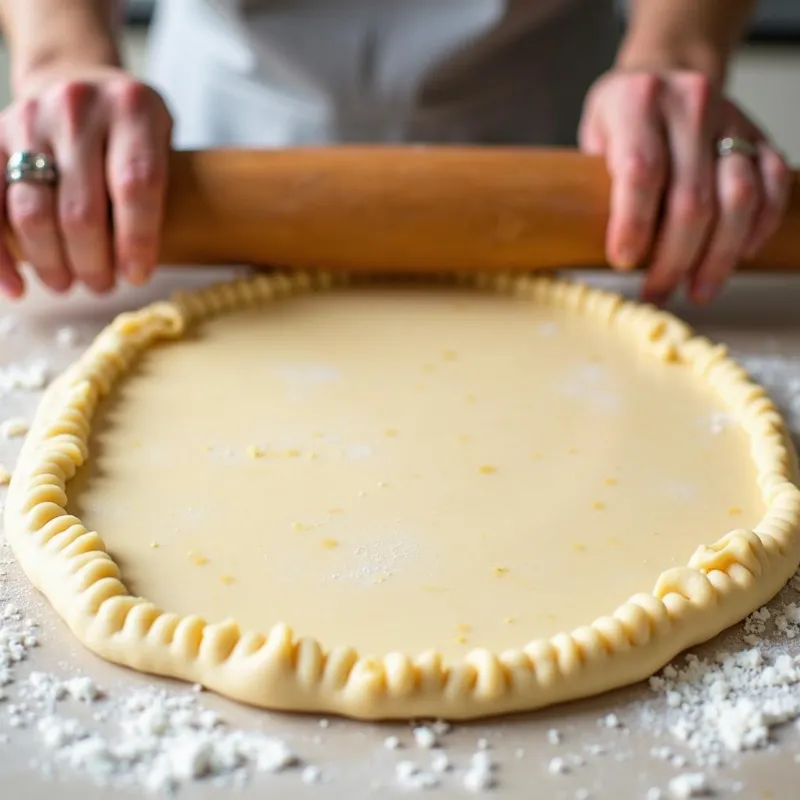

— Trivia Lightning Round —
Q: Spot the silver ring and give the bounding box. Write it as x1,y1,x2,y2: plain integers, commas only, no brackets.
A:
5,150,58,186
716,136,759,159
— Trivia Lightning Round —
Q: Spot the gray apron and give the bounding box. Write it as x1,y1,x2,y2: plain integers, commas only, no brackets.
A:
146,0,620,149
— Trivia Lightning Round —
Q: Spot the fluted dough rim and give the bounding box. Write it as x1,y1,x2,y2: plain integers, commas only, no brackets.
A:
5,272,800,720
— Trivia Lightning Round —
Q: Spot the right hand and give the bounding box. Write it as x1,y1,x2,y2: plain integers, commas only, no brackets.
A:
0,66,173,299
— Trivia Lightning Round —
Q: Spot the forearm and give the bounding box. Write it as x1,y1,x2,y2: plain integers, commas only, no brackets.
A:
616,0,756,82
0,0,122,96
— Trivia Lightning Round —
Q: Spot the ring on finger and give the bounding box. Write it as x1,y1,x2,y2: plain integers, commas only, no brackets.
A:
716,136,759,159
5,151,59,186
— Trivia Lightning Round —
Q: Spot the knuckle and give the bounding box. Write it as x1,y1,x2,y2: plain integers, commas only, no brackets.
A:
677,72,713,126
672,187,714,225
110,79,159,115
60,197,104,233
52,80,97,133
615,151,665,187
112,158,164,200
628,72,661,104
722,174,757,214
10,97,41,139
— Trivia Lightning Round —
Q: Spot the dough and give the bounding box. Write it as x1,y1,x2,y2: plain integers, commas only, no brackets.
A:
5,273,800,720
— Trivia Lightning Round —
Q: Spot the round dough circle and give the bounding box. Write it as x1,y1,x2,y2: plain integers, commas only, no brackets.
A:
5,272,800,720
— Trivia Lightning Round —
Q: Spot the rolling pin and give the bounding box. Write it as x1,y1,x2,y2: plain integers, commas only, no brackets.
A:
9,147,800,272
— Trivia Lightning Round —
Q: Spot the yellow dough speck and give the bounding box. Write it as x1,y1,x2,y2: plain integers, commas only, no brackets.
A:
0,465,11,485
188,552,208,566
220,574,236,586
592,501,606,511
320,538,339,549
377,481,389,489
504,616,516,624
443,350,458,361
149,541,160,549
246,445,265,459
307,451,319,460
465,393,476,404
455,635,468,645
531,452,543,460
285,449,301,458
729,506,743,516
422,364,435,373
479,465,496,475
604,477,618,486
458,434,471,444
328,507,344,515
385,428,398,438
572,543,587,552
457,623,471,633
493,566,509,577
567,447,579,455
292,522,313,532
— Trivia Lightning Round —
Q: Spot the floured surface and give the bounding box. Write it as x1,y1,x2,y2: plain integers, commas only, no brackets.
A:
3,270,800,799
64,287,762,660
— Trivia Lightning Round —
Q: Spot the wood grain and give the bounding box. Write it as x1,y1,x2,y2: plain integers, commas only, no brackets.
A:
7,147,800,272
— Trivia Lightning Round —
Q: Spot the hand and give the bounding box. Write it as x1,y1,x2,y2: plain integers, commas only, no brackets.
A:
0,66,173,299
579,69,791,305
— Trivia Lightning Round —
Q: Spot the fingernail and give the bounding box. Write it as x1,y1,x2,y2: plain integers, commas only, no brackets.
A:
613,249,638,271
124,262,147,286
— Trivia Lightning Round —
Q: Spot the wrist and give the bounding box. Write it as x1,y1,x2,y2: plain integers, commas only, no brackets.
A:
13,44,122,98
615,36,729,84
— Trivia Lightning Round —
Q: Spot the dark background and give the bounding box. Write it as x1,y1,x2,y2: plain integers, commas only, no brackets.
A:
123,1,800,41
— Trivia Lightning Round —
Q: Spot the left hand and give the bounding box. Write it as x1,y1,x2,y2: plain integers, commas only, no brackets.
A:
579,69,791,305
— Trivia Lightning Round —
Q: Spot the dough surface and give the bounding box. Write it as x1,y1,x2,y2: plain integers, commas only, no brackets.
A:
6,273,800,719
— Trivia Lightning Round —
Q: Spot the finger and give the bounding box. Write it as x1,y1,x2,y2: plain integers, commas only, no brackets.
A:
690,154,760,304
4,100,71,294
106,83,170,286
51,81,114,294
643,74,716,304
744,144,791,257
0,147,25,299
602,75,668,270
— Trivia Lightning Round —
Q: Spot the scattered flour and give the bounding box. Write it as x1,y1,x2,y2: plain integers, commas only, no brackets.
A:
395,759,440,790
548,756,569,775
667,773,712,798
600,713,622,729
384,735,401,750
644,585,800,767
55,326,79,348
413,725,438,749
0,360,48,395
463,750,495,792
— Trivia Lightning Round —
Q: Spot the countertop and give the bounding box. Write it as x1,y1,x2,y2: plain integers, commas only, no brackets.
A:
1,268,800,799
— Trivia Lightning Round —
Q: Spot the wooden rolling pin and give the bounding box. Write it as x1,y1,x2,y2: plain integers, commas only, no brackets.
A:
9,147,800,272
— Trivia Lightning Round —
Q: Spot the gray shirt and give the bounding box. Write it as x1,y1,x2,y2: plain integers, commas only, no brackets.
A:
147,0,620,148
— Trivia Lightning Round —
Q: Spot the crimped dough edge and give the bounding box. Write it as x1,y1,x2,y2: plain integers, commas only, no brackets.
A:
4,271,800,721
